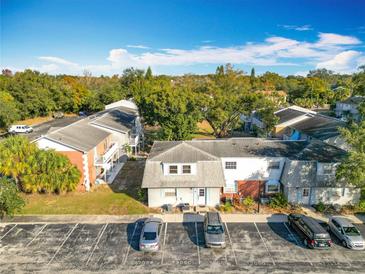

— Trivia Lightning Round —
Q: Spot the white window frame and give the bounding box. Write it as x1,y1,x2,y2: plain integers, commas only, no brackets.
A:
225,161,237,169
268,161,281,170
302,188,310,197
168,165,178,175
182,164,191,174
266,184,280,194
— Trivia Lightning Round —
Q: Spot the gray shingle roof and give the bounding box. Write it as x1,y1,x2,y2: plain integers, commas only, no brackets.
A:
46,119,111,152
142,161,225,188
149,142,219,163
289,115,346,141
90,107,137,133
281,159,348,187
148,138,346,162
275,108,309,124
340,96,365,105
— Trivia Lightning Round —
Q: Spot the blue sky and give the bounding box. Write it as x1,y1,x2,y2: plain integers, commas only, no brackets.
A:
1,0,365,76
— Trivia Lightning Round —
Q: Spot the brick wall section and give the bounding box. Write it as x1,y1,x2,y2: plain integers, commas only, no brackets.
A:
58,151,85,192
57,135,112,191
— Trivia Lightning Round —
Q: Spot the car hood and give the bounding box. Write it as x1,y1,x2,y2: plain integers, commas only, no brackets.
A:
347,235,364,243
205,233,225,243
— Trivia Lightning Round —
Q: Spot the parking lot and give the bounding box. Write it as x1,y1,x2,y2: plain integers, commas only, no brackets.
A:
1,221,365,273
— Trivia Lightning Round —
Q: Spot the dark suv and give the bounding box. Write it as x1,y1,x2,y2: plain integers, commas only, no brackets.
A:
288,214,332,249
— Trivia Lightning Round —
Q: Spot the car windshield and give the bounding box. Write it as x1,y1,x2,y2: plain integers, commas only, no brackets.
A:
207,225,224,234
143,232,157,241
344,226,360,236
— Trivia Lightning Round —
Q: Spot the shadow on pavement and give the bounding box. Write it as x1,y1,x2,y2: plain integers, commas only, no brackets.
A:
127,218,147,251
182,213,204,246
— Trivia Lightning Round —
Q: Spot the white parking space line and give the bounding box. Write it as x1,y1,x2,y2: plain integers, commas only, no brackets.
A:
85,223,108,266
161,222,168,265
283,222,313,266
254,222,276,266
47,223,78,265
0,224,17,241
224,222,237,265
123,222,138,265
195,222,201,265
26,224,47,247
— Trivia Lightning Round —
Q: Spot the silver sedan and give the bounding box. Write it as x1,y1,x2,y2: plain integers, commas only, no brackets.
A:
139,217,163,252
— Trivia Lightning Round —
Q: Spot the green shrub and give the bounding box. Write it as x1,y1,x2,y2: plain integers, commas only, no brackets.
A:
241,196,254,207
314,202,325,212
137,188,147,202
269,193,288,209
219,200,234,213
357,200,365,212
0,177,25,219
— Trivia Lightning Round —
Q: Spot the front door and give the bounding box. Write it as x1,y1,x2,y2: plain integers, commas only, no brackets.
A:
301,188,310,205
197,188,206,205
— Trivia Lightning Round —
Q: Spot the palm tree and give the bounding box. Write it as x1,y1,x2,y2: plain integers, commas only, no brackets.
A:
0,136,37,191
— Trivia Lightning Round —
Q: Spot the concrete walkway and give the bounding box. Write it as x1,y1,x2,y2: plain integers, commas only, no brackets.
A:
0,213,288,225
2,212,363,225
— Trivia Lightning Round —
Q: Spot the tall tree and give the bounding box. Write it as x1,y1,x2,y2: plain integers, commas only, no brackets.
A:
336,105,365,187
202,65,258,137
145,66,153,80
0,91,20,128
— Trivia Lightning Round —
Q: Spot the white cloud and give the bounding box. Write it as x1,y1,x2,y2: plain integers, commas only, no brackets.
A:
126,44,150,49
38,56,79,67
279,24,313,31
316,33,361,46
32,32,364,75
316,50,363,73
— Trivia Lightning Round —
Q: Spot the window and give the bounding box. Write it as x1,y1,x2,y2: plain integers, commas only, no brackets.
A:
225,161,237,169
199,189,205,196
169,165,178,174
322,165,334,175
268,162,280,169
164,189,176,197
302,188,310,197
182,165,191,174
267,184,280,193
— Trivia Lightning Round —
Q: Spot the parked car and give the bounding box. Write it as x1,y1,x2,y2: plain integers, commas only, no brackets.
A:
288,213,332,249
204,212,226,248
52,111,64,119
328,216,365,250
139,217,163,252
8,125,33,134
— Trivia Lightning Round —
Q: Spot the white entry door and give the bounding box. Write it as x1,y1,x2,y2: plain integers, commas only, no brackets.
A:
197,188,206,205
301,188,310,205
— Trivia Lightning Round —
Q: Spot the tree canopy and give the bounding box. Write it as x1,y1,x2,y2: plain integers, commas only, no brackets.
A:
0,136,81,193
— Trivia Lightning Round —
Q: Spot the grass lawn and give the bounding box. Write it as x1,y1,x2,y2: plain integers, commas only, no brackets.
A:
19,185,151,215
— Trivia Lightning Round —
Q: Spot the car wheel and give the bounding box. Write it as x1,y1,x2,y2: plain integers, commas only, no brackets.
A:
342,240,348,248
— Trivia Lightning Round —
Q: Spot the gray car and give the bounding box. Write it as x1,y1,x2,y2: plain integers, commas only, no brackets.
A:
204,212,226,248
328,216,365,250
139,217,163,252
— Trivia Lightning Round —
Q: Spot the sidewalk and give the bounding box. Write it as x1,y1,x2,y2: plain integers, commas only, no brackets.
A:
1,213,288,225
2,212,364,225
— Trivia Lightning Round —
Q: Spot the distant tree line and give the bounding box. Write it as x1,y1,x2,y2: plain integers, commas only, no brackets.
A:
1,65,365,139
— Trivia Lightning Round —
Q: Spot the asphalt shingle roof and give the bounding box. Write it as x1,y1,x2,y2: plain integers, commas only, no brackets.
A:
90,107,137,133
289,115,346,141
46,119,111,152
275,108,309,124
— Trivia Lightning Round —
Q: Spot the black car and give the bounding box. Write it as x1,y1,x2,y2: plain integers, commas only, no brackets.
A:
288,213,332,249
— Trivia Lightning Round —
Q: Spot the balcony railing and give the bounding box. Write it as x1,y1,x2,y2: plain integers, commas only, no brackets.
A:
95,142,118,165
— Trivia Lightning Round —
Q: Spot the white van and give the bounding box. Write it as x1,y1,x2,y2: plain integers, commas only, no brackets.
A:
8,125,33,134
